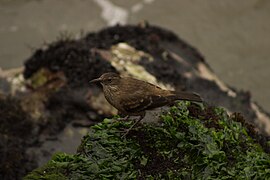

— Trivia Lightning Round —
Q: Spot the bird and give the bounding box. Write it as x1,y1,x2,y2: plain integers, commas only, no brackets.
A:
90,72,202,136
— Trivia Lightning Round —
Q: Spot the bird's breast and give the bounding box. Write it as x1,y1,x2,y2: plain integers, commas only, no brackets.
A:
103,86,122,111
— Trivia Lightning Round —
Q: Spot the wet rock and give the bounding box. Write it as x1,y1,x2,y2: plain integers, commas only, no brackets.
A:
1,23,270,179
24,102,270,179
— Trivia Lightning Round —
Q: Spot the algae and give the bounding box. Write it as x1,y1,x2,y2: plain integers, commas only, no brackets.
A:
24,102,270,179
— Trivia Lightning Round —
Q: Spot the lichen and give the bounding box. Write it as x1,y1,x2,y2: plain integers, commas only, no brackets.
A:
109,43,174,90
24,102,270,179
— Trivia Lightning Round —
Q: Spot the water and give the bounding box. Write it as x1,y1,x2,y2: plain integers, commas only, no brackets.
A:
0,0,269,112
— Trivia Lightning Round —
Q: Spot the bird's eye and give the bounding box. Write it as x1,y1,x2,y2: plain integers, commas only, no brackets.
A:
107,78,112,83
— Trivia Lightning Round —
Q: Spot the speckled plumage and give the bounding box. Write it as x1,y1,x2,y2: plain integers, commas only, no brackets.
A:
91,72,202,118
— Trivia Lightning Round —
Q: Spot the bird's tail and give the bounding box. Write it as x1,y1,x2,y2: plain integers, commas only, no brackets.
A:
169,91,202,102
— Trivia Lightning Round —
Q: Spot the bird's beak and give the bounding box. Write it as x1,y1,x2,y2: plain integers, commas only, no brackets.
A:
90,78,102,83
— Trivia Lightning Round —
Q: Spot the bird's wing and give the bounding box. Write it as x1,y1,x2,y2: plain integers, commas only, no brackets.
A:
119,77,173,113
119,93,169,113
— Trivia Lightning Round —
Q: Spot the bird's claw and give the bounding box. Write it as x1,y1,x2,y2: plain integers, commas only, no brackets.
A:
121,128,133,138
113,129,130,138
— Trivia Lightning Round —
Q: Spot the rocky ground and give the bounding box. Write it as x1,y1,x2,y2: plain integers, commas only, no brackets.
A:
0,24,269,179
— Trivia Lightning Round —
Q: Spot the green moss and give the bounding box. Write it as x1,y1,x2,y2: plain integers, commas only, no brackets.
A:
24,102,270,179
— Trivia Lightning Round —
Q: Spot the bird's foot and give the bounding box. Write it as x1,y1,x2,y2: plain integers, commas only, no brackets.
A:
120,116,144,138
121,128,132,138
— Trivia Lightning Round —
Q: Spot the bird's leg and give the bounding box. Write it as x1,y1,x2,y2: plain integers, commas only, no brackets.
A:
115,111,130,121
121,112,145,138
117,115,130,122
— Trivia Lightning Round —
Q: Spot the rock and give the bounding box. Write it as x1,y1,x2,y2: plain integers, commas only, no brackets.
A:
24,102,270,179
22,24,270,135
1,23,270,179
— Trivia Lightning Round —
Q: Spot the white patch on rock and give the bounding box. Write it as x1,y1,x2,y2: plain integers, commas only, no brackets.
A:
197,62,237,97
110,43,174,91
251,103,270,135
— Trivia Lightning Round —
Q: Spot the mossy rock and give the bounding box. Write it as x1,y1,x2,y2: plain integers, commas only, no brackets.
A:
24,102,270,179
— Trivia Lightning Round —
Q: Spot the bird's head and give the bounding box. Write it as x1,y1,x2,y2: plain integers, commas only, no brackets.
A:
90,72,121,86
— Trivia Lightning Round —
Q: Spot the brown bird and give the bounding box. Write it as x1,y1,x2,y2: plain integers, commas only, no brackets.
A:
90,72,202,135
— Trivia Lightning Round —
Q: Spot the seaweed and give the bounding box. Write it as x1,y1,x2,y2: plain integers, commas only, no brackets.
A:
0,97,37,179
25,102,270,179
